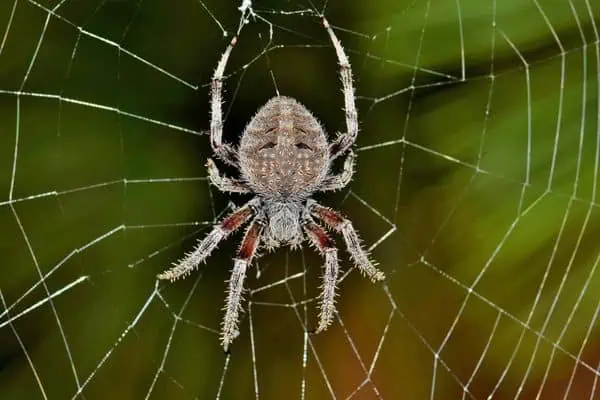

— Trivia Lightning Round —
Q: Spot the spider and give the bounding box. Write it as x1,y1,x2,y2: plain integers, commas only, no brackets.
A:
158,18,385,351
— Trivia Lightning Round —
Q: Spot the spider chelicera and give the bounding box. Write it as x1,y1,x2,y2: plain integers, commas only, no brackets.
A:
158,18,385,351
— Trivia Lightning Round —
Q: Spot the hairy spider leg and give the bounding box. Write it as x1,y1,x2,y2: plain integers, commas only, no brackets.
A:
210,36,239,166
157,199,257,281
207,158,251,193
319,150,355,192
221,218,264,351
310,201,385,281
323,18,359,159
303,220,340,332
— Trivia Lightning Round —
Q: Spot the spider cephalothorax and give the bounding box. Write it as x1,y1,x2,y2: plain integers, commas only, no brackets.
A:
158,18,385,351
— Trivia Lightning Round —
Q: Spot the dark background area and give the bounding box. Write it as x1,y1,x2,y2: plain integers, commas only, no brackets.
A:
0,0,598,399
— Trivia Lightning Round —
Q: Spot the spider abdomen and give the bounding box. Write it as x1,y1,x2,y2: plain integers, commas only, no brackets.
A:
239,96,330,198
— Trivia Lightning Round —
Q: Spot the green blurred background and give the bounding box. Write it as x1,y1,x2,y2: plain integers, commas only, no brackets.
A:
0,0,598,399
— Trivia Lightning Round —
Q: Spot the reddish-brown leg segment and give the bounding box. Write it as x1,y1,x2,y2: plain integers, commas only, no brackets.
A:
157,199,258,281
221,219,264,351
310,202,385,282
304,221,340,332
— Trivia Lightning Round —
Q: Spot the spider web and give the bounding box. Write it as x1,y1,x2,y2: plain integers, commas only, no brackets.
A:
0,0,598,399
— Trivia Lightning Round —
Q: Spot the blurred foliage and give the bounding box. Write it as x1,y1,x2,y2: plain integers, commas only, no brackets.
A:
0,0,598,399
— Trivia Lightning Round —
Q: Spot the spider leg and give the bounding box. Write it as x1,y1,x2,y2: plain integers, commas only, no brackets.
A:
323,18,358,159
221,217,264,351
210,36,238,166
157,198,258,281
303,220,340,333
309,201,385,282
319,151,355,192
207,158,251,194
